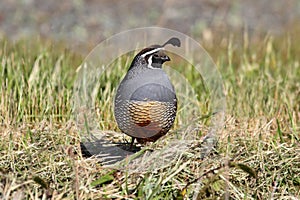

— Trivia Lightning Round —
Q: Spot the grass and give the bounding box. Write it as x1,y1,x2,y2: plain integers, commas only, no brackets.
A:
0,29,299,199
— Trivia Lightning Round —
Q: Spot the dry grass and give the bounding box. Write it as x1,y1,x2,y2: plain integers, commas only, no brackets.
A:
0,30,299,199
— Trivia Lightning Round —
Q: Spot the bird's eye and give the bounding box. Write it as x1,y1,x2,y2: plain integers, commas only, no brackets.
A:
153,54,159,58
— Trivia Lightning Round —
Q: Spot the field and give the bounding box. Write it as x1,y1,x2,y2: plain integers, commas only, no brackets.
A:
0,28,299,199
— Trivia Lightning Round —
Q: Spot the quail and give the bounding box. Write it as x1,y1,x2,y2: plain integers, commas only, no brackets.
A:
114,37,181,145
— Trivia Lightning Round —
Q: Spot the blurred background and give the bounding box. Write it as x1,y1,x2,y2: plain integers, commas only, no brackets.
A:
0,0,299,54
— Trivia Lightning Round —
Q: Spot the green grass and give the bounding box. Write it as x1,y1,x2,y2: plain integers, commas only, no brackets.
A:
0,30,299,199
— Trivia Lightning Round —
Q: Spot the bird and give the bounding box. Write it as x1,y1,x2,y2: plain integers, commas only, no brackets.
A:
114,37,181,146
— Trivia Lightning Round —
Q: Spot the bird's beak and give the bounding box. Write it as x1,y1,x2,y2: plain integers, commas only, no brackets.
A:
161,55,170,62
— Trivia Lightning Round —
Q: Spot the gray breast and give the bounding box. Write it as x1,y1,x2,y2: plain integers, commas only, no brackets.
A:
115,68,175,101
114,68,177,141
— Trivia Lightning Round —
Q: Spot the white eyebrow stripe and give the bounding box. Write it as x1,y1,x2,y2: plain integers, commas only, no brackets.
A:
141,47,164,58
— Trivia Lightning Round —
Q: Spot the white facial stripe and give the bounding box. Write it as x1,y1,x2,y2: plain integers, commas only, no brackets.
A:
141,47,163,58
147,55,155,69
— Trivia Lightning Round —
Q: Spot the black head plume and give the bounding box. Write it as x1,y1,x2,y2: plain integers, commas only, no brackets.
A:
146,37,181,49
162,37,181,48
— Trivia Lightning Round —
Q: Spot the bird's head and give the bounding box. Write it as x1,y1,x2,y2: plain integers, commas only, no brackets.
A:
129,37,181,70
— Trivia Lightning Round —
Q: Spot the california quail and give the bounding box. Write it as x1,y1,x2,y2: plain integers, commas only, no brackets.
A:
114,37,181,145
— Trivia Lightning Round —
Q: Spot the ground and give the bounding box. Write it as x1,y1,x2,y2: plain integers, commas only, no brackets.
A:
0,1,300,199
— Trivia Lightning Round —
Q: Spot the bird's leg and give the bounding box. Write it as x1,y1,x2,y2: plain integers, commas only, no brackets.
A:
130,137,135,150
